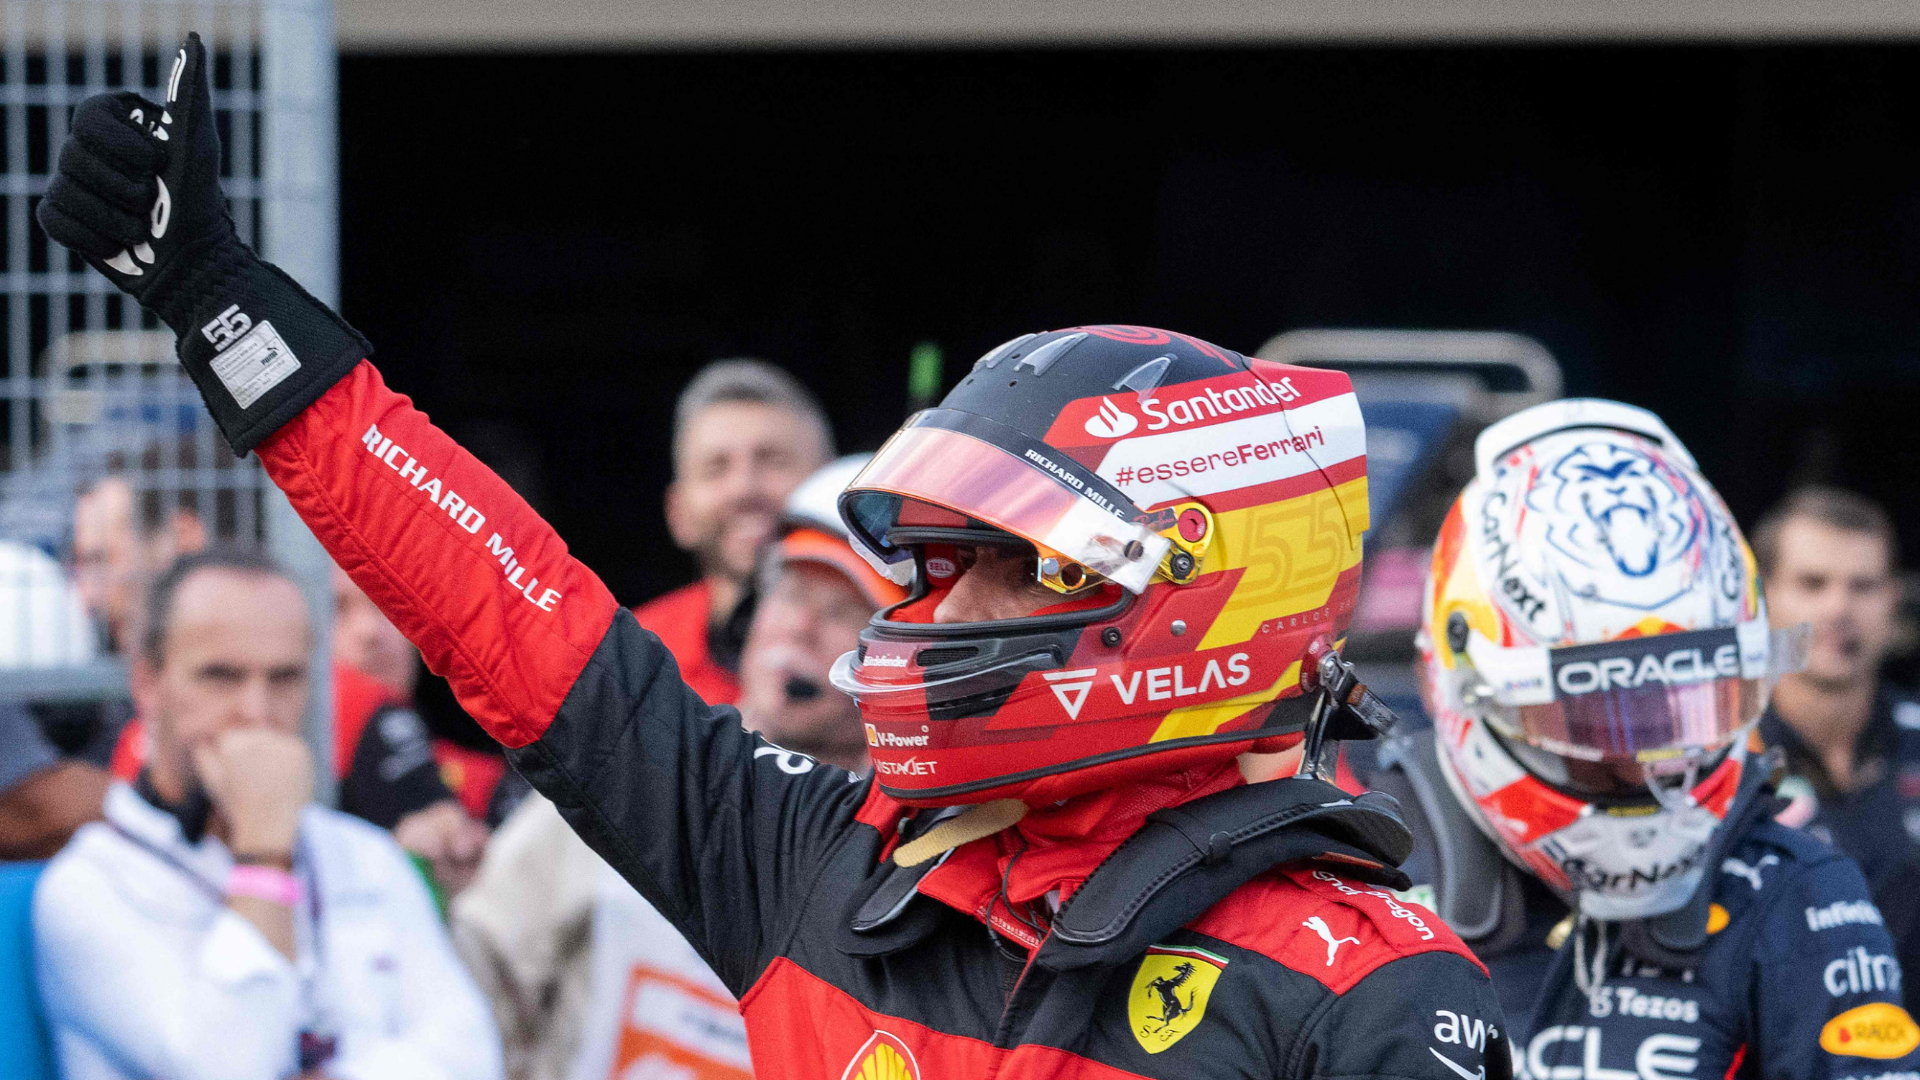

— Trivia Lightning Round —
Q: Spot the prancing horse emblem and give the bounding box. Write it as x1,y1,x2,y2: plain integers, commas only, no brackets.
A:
1127,945,1229,1054
1142,962,1198,1032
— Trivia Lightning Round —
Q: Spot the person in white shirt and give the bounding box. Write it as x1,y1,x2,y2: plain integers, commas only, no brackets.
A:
33,546,504,1080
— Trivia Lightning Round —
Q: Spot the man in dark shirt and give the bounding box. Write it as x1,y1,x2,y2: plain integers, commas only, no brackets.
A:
1753,486,1920,1010
1753,487,1916,883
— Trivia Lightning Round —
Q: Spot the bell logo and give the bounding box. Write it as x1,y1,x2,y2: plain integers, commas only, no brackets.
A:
1821,1002,1920,1059
1084,397,1138,439
839,1031,920,1080
1042,668,1098,720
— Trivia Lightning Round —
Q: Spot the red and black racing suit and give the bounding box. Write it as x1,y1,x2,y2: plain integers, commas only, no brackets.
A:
259,360,1507,1079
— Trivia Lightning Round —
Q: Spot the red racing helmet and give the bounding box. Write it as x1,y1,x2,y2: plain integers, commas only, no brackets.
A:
831,325,1374,806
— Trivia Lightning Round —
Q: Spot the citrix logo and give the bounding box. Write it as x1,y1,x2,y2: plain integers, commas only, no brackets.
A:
1826,946,1903,997
1084,397,1138,439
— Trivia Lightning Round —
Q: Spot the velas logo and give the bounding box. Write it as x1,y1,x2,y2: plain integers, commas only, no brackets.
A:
839,1031,920,1080
1042,668,1097,720
1129,944,1228,1054
1820,1002,1920,1059
1084,397,1138,438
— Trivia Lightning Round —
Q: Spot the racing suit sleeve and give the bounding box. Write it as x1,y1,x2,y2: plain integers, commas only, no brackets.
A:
1746,844,1920,1078
1296,951,1514,1080
256,360,868,993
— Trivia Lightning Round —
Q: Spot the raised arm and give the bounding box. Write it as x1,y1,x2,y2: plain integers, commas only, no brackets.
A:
36,34,870,990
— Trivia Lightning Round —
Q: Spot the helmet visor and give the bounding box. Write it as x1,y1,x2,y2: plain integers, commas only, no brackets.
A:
1466,622,1801,762
840,416,1170,594
1495,676,1766,766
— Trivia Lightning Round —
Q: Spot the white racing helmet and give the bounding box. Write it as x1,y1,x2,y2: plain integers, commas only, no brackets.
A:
1418,399,1805,921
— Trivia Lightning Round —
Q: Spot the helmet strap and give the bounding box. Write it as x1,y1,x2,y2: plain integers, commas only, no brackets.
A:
1294,646,1399,781
1644,759,1702,813
1572,915,1611,1013
891,798,1028,867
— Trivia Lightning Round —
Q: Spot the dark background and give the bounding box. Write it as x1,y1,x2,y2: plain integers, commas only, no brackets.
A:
339,45,1920,607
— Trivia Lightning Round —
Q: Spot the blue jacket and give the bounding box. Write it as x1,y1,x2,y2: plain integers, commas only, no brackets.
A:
1375,732,1920,1080
1510,820,1919,1080
1759,688,1920,888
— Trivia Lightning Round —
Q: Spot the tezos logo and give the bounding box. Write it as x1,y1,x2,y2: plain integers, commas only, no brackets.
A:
1084,397,1138,439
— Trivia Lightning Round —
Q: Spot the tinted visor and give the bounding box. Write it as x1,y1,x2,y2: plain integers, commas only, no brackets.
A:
1473,624,1774,764
840,417,1170,594
1501,674,1766,761
1493,724,1738,800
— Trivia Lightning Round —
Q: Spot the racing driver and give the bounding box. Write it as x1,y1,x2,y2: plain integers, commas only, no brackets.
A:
1374,398,1920,1078
38,37,1510,1079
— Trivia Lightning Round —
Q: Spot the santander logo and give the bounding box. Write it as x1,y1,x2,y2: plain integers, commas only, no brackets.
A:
1083,396,1138,438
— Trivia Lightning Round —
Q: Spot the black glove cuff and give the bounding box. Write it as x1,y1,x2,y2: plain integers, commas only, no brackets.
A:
158,241,372,454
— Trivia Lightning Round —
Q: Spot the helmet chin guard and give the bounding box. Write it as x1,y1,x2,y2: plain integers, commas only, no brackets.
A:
830,325,1381,806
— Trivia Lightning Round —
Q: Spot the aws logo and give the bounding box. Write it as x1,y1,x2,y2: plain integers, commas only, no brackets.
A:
1083,397,1139,438
839,1031,920,1080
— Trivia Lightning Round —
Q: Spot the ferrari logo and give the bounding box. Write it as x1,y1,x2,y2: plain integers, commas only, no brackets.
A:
1129,945,1229,1054
839,1031,920,1080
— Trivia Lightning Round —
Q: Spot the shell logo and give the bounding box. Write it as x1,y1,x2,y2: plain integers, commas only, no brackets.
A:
839,1031,921,1080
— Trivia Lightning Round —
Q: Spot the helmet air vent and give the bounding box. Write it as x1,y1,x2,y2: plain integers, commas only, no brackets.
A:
1112,354,1173,402
1013,332,1088,377
914,645,981,669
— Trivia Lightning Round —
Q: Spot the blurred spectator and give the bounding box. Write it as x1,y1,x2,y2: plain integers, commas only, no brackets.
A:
83,467,211,777
333,563,418,697
1754,487,1920,1009
0,540,108,857
732,455,905,772
1755,487,1915,878
103,562,495,895
455,457,896,1080
33,548,502,1080
71,475,206,656
634,360,833,705
332,568,490,896
0,539,97,670
0,703,106,860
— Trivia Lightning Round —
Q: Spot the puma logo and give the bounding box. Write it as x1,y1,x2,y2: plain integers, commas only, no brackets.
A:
1721,854,1780,892
104,45,185,278
1302,915,1361,966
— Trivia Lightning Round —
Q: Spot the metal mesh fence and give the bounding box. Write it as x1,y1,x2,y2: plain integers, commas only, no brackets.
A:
0,0,333,708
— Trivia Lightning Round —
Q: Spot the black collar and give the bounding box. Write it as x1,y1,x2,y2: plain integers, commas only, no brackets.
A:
133,768,213,845
1759,686,1899,797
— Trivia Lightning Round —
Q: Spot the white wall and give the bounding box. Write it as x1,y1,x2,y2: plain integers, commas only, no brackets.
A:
338,0,1920,51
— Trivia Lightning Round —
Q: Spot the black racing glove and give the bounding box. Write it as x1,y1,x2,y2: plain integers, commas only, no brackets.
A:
37,33,369,453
